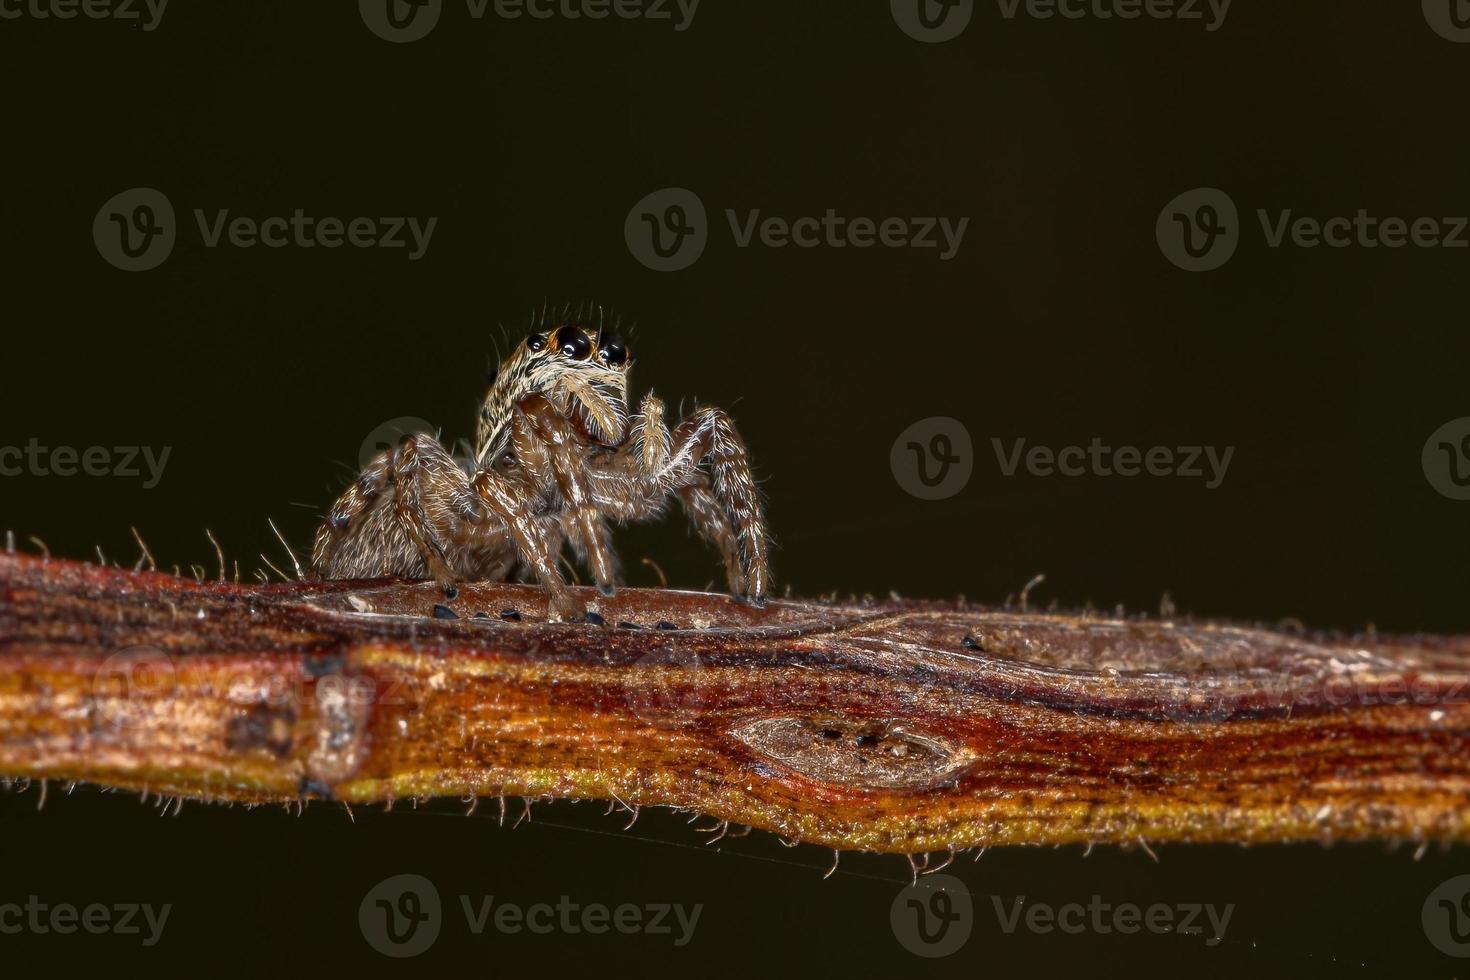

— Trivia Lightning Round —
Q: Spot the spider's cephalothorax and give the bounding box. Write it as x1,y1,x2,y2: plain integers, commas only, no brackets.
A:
475,306,632,467
310,304,770,621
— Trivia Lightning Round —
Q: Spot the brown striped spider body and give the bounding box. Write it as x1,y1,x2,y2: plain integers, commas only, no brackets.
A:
310,305,770,621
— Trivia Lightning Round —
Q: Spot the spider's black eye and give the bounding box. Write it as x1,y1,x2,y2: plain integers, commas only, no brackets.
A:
485,365,498,386
526,334,547,352
556,326,592,360
599,336,627,366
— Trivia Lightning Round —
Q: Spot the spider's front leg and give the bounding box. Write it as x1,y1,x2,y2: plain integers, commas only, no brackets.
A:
634,392,771,606
516,395,621,597
467,408,595,621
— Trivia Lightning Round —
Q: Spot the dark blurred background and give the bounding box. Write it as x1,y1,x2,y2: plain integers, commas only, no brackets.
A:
2,1,1469,975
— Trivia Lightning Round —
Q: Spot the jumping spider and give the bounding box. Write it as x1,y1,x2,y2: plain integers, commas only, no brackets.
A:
310,304,771,621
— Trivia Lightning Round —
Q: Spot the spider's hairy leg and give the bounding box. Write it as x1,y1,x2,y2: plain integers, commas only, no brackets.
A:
312,435,486,587
562,516,620,595
388,435,474,588
678,480,746,597
637,389,671,475
311,448,396,574
311,434,576,617
636,393,771,606
469,470,582,621
471,409,587,621
518,395,620,596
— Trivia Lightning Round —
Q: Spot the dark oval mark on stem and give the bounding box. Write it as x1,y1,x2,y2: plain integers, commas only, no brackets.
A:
730,716,973,791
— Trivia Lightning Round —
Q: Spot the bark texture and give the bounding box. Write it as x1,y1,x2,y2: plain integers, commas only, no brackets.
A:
2,551,1469,854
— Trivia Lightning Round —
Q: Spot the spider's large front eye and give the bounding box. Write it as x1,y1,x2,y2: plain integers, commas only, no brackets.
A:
598,336,628,366
556,327,592,360
526,334,547,352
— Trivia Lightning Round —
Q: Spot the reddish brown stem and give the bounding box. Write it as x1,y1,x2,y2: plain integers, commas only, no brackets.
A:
2,551,1469,854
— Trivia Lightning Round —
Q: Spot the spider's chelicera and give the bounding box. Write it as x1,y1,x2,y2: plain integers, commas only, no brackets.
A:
310,304,771,621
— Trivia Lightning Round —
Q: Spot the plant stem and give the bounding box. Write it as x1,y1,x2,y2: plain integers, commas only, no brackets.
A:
2,551,1469,854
